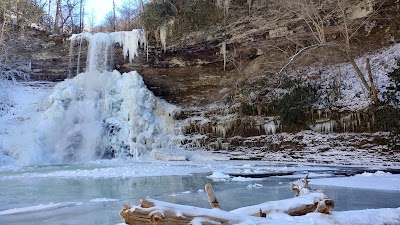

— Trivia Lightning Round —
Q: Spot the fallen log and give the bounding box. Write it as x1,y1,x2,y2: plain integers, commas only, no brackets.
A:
120,205,400,225
120,175,334,225
232,174,334,216
120,198,268,225
230,191,332,216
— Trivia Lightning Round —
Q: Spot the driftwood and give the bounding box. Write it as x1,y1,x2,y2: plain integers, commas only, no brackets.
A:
120,199,268,225
231,175,334,217
120,175,334,225
205,183,221,209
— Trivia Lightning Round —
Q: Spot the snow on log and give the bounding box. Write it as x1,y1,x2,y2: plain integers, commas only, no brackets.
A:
120,198,267,225
232,174,334,216
231,191,330,216
120,175,336,224
119,200,400,225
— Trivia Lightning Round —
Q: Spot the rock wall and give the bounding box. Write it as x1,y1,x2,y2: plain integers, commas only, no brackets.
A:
3,28,70,82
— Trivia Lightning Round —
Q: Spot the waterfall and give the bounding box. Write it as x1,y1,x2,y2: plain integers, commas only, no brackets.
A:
76,36,83,75
68,30,146,74
41,29,179,162
67,38,74,78
2,30,180,165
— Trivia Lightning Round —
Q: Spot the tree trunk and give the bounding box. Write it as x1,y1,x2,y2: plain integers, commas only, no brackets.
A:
347,54,372,95
120,199,237,225
113,0,116,31
48,0,51,16
1,8,8,44
54,0,61,32
79,0,83,32
366,58,379,105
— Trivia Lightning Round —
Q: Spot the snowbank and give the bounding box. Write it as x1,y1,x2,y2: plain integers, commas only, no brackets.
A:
311,171,400,191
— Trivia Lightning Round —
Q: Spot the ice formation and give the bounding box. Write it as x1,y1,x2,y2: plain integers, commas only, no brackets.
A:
263,120,278,134
2,30,179,165
68,29,146,76
310,120,337,133
41,70,179,162
159,24,167,53
0,81,12,117
339,112,362,132
41,30,178,162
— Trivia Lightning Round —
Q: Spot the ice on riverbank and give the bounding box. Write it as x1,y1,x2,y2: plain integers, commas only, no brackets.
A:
311,171,400,191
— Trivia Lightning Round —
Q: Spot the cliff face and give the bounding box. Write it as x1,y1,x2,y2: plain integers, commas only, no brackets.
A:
5,0,400,164
9,1,399,107
3,28,70,82
122,0,400,107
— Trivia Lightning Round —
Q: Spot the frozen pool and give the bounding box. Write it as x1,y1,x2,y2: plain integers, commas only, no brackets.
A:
0,161,399,225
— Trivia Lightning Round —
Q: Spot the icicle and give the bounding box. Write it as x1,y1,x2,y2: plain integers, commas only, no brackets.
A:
144,29,149,62
317,109,322,119
223,0,231,16
220,42,227,71
28,61,31,71
160,24,167,53
113,30,145,63
263,121,277,134
69,30,146,74
68,37,75,78
216,0,222,9
76,36,83,75
310,120,337,133
216,124,227,137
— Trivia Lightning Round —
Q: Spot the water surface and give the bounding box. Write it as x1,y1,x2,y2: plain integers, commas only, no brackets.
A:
0,162,399,225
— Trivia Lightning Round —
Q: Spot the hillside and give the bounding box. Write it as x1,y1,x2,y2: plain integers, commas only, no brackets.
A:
2,0,400,165
121,0,400,106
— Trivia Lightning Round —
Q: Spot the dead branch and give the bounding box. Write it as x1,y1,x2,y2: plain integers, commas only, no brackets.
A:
205,183,220,209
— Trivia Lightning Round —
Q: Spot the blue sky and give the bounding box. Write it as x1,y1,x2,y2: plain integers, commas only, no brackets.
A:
85,0,122,25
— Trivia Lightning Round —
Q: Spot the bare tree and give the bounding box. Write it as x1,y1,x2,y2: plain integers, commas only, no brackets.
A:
0,0,12,43
54,0,61,31
278,0,337,45
113,0,116,31
216,0,231,24
57,0,80,33
79,0,84,32
87,7,95,32
278,0,381,104
101,11,116,32
119,0,139,30
48,0,52,16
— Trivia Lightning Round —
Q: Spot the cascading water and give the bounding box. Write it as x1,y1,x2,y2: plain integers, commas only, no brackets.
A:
1,30,180,165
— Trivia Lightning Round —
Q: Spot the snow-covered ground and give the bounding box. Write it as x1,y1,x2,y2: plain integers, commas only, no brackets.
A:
293,43,400,110
311,171,400,191
0,81,54,166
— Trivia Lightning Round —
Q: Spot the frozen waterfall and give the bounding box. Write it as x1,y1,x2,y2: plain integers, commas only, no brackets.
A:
68,29,146,75
1,30,180,165
45,30,178,162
